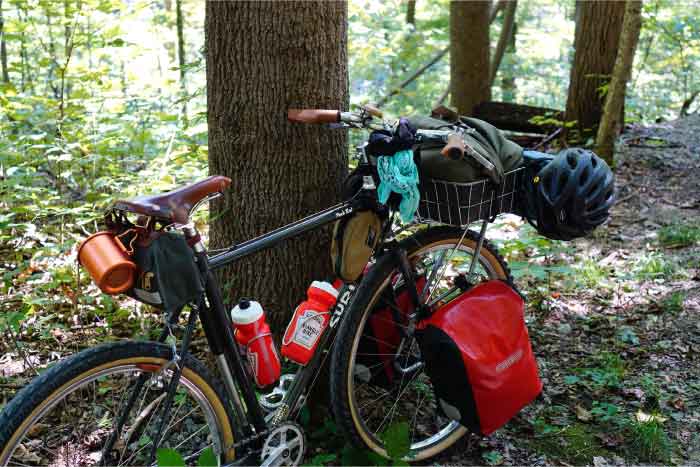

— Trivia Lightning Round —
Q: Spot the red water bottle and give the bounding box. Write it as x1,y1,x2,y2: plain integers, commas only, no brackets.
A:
231,299,281,387
281,281,339,365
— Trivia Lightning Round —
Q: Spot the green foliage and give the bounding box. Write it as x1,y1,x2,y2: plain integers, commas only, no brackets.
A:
381,421,411,464
196,447,218,467
632,253,677,280
660,290,685,314
658,222,700,247
531,423,608,465
624,415,673,463
156,448,185,467
568,352,626,390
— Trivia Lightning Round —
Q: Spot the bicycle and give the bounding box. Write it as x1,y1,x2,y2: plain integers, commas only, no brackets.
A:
0,106,516,466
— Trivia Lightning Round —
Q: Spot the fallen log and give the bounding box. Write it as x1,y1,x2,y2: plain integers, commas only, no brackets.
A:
473,101,564,134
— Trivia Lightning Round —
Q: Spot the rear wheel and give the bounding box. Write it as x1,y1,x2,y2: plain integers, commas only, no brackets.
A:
330,226,511,461
0,341,235,466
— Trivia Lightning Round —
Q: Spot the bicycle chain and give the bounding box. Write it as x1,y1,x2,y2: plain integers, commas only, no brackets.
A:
224,428,270,461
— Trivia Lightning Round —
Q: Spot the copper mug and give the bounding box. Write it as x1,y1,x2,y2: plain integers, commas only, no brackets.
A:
78,231,136,295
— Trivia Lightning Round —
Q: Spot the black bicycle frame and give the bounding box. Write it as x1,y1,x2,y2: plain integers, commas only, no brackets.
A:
194,196,369,443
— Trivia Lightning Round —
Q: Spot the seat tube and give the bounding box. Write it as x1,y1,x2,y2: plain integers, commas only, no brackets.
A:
183,225,265,434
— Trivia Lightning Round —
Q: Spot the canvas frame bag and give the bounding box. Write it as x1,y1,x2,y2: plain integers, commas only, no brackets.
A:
330,210,383,282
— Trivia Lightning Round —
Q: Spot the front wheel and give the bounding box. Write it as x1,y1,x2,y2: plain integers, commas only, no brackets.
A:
330,226,511,462
0,341,236,466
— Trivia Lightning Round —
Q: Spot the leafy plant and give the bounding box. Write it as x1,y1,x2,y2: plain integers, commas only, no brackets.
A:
156,448,185,467
624,415,673,463
658,222,700,247
660,291,686,314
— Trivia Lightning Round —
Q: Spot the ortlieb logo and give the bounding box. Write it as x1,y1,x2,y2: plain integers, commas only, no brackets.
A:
495,348,523,373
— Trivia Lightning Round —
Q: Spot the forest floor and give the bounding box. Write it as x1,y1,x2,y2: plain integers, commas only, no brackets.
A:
431,115,700,466
1,115,700,466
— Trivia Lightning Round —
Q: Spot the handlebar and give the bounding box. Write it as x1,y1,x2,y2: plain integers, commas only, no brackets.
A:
287,107,465,160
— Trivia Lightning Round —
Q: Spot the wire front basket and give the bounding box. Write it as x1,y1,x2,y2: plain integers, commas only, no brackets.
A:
417,167,525,227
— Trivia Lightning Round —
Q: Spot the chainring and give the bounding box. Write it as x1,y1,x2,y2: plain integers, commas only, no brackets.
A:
260,422,305,467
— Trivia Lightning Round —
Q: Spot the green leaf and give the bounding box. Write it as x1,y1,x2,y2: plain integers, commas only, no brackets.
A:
564,375,580,385
156,448,185,467
197,447,218,467
483,450,505,465
340,444,373,466
381,421,410,461
305,452,337,466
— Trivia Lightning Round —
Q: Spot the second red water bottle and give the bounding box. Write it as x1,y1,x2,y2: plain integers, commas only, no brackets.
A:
231,299,281,387
281,281,339,365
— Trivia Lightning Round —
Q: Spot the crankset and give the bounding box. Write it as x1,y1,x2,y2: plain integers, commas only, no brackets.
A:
259,422,305,467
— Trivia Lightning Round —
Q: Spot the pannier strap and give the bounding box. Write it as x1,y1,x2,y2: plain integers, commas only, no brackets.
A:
113,175,232,224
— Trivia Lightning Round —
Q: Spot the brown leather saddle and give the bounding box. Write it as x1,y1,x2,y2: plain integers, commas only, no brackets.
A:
114,175,232,224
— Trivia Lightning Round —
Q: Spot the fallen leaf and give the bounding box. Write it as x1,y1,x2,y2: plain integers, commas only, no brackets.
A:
670,398,685,410
575,405,592,422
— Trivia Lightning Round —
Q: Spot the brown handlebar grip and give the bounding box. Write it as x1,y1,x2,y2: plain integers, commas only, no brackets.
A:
440,133,465,160
288,109,340,124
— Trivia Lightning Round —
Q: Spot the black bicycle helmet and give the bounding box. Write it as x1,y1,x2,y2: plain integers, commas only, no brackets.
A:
525,148,615,240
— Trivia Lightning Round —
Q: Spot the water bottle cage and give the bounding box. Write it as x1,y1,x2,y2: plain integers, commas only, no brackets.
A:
243,332,273,352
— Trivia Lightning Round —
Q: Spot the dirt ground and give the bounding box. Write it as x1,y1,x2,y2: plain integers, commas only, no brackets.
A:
435,115,700,466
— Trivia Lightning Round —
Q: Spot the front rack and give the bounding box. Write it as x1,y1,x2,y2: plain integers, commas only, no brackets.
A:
416,167,526,228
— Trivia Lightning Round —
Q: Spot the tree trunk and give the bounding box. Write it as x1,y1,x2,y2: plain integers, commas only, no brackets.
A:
489,0,517,87
175,0,187,124
0,0,9,84
205,1,348,336
564,0,626,141
501,22,517,101
450,0,491,115
595,0,642,165
406,0,416,25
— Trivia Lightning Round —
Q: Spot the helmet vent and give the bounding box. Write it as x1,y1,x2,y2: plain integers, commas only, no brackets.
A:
567,153,578,169
580,168,590,186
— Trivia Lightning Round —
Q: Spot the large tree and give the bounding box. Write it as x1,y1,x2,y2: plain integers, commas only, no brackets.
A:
565,0,626,140
450,0,490,115
595,0,643,164
205,1,348,334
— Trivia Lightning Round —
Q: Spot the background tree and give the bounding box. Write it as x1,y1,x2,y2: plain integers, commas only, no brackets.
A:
450,0,490,115
205,1,348,334
406,0,416,25
0,0,9,84
489,0,517,88
595,0,643,164
565,0,626,140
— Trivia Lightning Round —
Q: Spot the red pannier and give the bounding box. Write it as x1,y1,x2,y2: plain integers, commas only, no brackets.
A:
416,280,542,435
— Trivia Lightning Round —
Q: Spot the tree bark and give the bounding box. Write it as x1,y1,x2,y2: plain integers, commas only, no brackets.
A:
564,0,626,141
489,0,517,87
501,22,517,101
450,0,491,115
0,0,9,84
595,0,642,165
175,0,187,124
406,0,416,25
205,1,348,335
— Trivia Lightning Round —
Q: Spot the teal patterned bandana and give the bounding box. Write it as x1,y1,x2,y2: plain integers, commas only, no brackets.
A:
376,149,420,222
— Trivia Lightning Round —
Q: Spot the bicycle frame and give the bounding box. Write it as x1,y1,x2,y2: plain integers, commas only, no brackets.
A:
197,198,362,436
